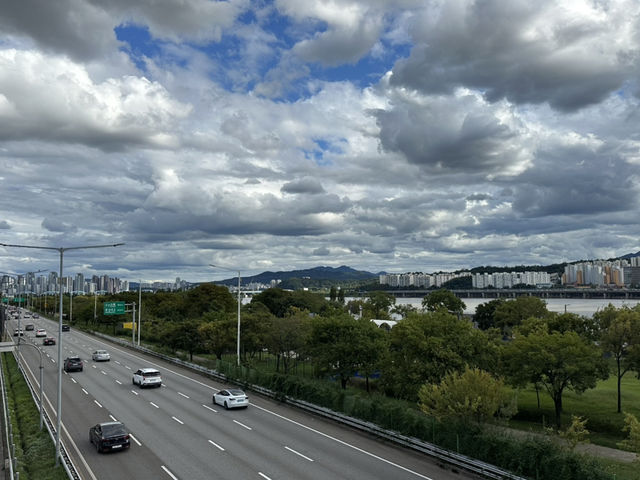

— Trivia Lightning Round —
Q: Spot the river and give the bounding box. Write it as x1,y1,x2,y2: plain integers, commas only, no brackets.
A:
393,297,640,317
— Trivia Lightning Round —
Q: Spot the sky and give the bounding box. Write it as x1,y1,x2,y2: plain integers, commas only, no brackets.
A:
1,0,639,283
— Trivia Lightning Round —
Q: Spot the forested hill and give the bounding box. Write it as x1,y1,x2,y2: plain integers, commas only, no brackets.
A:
216,265,377,289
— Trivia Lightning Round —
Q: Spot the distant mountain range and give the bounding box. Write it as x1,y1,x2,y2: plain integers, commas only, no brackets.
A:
211,251,640,288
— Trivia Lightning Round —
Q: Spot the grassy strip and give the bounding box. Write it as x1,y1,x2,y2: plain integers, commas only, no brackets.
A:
2,353,68,480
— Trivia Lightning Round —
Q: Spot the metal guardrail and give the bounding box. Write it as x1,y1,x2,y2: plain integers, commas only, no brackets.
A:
94,332,526,480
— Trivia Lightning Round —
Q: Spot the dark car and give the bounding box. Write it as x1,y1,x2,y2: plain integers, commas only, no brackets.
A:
25,324,35,331
43,337,56,346
61,324,70,332
89,422,130,453
63,356,83,372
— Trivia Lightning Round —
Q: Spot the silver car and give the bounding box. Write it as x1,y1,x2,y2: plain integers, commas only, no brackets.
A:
92,350,110,362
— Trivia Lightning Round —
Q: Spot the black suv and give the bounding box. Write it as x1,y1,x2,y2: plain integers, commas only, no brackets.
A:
25,324,35,331
63,356,83,372
61,324,70,332
89,422,130,453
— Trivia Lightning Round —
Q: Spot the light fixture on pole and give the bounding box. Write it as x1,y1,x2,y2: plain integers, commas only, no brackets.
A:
210,264,241,366
0,242,123,465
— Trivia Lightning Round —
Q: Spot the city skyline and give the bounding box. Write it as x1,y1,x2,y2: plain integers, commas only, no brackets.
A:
1,1,640,282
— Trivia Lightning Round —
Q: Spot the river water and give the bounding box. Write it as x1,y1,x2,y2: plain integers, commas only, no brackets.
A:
393,297,640,317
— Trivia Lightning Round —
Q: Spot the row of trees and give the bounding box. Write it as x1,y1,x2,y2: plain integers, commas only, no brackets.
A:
43,286,640,432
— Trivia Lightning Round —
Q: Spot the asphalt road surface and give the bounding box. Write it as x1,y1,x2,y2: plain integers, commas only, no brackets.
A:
7,311,478,480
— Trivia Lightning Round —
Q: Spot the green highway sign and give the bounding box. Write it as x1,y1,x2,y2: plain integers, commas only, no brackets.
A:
103,301,126,315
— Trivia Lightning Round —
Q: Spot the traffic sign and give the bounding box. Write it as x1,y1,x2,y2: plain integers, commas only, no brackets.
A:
103,301,126,315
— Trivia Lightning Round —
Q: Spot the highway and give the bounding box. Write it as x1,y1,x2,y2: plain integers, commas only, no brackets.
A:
6,310,477,480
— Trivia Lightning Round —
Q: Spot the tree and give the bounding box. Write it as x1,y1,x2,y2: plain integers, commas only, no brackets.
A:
266,308,310,374
161,318,205,361
365,291,395,319
599,307,640,413
422,289,466,315
418,366,515,423
198,312,237,360
329,286,337,302
474,299,505,330
502,328,608,430
307,314,385,389
493,296,548,335
185,283,236,318
381,310,499,400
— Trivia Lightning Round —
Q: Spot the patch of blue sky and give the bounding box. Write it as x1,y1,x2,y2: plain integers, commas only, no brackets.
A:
115,24,161,72
302,138,346,166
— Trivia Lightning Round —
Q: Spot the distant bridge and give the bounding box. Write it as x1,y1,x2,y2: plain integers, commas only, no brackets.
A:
387,288,640,300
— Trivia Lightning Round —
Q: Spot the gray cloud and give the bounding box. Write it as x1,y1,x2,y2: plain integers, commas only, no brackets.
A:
390,0,638,112
281,177,326,195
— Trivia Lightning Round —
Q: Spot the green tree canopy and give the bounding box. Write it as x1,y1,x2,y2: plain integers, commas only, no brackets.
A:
599,306,640,413
364,291,395,320
493,296,549,335
474,299,505,330
381,310,498,400
502,326,608,429
307,314,385,389
265,307,310,374
422,289,466,315
418,366,515,423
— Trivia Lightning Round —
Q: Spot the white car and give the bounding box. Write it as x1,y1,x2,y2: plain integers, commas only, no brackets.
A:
213,389,249,409
35,328,46,337
92,350,110,362
132,368,162,388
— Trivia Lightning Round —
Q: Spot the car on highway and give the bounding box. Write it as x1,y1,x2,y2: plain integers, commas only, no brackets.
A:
132,368,162,388
89,421,130,453
25,324,35,331
35,328,46,337
43,337,56,346
213,389,249,409
92,350,110,362
61,324,70,332
13,328,24,337
63,356,83,372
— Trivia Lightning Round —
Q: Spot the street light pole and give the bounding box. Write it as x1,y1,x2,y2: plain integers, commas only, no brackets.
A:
210,264,242,366
0,242,123,465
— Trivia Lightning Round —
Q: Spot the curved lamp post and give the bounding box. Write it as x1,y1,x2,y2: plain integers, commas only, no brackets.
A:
0,242,123,465
210,264,242,366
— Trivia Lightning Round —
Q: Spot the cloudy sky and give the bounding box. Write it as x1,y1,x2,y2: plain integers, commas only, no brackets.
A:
1,0,639,282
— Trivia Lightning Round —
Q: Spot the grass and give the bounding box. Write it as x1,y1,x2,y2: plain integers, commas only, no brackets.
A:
2,353,69,480
512,373,640,450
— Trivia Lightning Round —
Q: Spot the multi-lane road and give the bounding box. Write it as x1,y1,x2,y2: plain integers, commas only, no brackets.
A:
7,310,475,480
